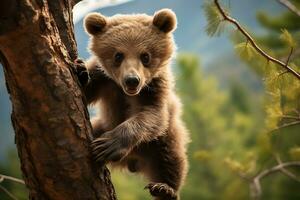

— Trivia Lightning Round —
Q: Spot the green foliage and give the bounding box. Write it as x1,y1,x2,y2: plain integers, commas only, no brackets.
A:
194,150,211,161
203,1,226,36
224,152,256,175
176,53,262,199
221,2,300,199
234,42,259,61
280,29,296,48
289,147,300,161
111,171,150,200
256,10,300,32
223,157,246,173
202,1,300,199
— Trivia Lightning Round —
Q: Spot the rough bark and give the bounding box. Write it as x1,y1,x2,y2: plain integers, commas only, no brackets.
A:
0,0,116,199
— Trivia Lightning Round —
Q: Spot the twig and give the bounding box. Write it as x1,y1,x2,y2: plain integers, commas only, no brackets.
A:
0,174,25,184
292,109,300,116
237,172,252,182
275,154,300,182
285,47,293,67
277,70,289,77
0,185,18,200
281,115,300,120
0,174,25,199
280,48,300,62
278,0,300,17
214,0,300,80
270,120,300,133
250,161,300,199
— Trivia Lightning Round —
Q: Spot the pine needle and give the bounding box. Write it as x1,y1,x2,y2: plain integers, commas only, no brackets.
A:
280,29,296,48
234,42,258,60
203,1,225,37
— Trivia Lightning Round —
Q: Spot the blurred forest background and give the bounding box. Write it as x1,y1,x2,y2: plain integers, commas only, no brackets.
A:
0,0,300,199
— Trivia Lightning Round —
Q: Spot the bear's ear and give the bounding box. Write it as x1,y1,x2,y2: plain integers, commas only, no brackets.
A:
84,12,107,35
153,9,177,33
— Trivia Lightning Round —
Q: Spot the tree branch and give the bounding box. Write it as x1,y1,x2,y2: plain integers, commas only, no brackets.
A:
0,185,18,200
250,161,300,200
270,120,300,133
214,0,300,80
278,0,300,17
285,47,293,67
281,48,300,61
0,174,25,184
0,174,25,199
274,155,300,183
281,115,300,120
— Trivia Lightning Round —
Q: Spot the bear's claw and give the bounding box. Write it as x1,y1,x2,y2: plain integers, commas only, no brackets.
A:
74,58,89,86
91,133,130,164
145,183,177,200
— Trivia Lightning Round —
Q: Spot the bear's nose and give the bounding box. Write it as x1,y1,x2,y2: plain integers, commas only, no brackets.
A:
124,75,140,88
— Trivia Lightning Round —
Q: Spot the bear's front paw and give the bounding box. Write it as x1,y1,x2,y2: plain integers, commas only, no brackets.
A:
91,132,131,164
74,58,90,86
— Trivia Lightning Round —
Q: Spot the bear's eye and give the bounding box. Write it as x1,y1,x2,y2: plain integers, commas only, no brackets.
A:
114,52,124,63
140,52,150,66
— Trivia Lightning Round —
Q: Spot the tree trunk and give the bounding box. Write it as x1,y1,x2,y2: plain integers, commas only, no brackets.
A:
0,0,116,199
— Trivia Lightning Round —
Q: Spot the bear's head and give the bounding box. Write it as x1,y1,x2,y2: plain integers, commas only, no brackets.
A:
84,9,177,96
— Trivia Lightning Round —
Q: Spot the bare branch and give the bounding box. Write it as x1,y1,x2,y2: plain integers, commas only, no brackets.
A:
237,172,252,182
285,47,293,67
250,161,300,199
270,120,300,133
281,115,300,120
275,155,300,182
0,174,25,184
214,0,300,80
0,185,18,200
280,48,300,62
277,70,289,77
278,0,300,17
255,161,300,181
277,48,294,79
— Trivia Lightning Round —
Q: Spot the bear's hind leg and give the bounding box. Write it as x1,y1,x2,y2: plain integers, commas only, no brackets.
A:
141,135,187,200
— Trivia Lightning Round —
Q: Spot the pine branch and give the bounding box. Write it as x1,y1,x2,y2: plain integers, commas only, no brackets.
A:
214,0,300,80
278,0,300,17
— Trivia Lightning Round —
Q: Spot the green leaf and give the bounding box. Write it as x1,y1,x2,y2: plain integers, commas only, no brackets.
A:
280,29,296,48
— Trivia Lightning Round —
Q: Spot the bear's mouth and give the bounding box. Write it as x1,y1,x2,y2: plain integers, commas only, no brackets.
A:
124,87,140,96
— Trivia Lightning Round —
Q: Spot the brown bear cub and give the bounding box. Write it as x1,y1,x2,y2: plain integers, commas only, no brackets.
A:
75,9,189,200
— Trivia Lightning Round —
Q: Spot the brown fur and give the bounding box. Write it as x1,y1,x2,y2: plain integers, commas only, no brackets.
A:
80,9,189,200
